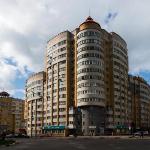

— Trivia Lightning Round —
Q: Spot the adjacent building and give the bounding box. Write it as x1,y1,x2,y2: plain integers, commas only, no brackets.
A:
25,71,46,136
25,16,150,136
44,31,75,136
0,91,24,134
128,75,150,131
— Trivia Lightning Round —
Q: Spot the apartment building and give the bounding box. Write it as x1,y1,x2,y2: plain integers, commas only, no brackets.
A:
105,32,128,133
27,16,150,136
0,91,24,134
44,16,128,135
44,31,75,136
25,71,46,136
74,16,128,135
128,75,150,131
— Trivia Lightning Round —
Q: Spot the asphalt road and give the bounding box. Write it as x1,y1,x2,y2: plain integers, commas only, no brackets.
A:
1,137,150,150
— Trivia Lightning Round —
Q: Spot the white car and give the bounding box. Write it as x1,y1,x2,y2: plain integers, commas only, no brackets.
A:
134,131,149,136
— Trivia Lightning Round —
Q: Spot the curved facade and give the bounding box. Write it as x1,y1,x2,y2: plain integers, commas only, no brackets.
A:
77,17,105,107
26,71,45,136
106,32,128,130
25,16,133,136
76,17,106,135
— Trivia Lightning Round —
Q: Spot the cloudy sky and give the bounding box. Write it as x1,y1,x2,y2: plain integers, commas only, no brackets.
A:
0,0,150,99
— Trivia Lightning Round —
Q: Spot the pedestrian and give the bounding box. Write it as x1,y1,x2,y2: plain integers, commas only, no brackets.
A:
1,132,6,141
140,131,144,139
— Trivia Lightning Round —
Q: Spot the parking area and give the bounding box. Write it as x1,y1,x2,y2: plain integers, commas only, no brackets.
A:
1,137,150,150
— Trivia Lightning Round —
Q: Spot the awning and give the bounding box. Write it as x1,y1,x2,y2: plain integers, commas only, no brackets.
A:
43,125,65,130
115,125,128,129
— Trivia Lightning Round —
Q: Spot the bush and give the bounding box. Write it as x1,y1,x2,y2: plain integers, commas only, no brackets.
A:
0,139,15,146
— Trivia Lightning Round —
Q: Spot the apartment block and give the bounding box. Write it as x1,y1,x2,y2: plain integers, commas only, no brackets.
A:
0,91,24,134
25,71,46,136
128,75,150,131
25,16,150,136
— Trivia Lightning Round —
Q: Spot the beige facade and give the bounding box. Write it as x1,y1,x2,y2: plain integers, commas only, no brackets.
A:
25,16,150,136
128,75,150,130
25,71,46,136
0,92,24,134
45,31,75,136
45,16,128,135
105,32,128,131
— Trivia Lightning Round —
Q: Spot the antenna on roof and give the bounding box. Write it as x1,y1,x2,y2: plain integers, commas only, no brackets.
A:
89,8,91,16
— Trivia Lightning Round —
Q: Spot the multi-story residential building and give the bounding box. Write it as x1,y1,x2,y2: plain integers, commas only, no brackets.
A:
11,99,25,133
24,99,28,131
0,91,24,134
25,71,46,136
44,31,75,136
128,75,150,131
75,16,128,135
27,16,150,136
76,17,106,136
105,32,128,133
44,16,128,136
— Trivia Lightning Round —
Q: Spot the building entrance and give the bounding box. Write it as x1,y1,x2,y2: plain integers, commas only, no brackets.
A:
89,129,95,136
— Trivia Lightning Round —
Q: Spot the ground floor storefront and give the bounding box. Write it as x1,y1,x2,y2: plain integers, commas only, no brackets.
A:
43,125,69,137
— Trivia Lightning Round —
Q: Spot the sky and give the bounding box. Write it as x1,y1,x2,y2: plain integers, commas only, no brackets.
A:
0,0,150,99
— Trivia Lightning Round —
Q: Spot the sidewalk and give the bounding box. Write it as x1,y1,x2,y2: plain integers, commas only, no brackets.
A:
77,135,129,139
27,135,150,140
69,135,150,139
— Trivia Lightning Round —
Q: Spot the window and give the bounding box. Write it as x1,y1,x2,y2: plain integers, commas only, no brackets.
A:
77,39,101,47
58,47,66,52
77,31,100,40
77,75,102,82
77,46,103,54
77,53,103,60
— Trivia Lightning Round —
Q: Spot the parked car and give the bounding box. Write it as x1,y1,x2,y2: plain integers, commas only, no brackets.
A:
15,134,30,138
6,133,29,138
143,131,149,135
39,133,52,137
6,134,15,138
134,131,149,136
134,131,141,136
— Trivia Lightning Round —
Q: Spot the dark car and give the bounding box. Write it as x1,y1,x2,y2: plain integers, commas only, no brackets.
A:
6,133,29,138
15,134,30,138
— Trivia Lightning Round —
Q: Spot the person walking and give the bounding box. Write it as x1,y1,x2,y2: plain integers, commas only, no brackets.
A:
1,132,6,140
140,131,144,139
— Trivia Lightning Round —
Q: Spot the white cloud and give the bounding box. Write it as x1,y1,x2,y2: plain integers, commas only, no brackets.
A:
9,89,25,99
0,0,150,97
0,58,17,89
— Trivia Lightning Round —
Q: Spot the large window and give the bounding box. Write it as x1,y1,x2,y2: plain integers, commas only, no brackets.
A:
77,46,103,54
78,60,102,67
77,39,101,47
77,31,100,39
77,90,103,95
78,82,104,88
78,98,103,102
78,67,103,74
77,75,102,81
77,53,103,60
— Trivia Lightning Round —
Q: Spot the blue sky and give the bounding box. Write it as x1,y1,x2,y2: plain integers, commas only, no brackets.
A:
0,0,150,99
